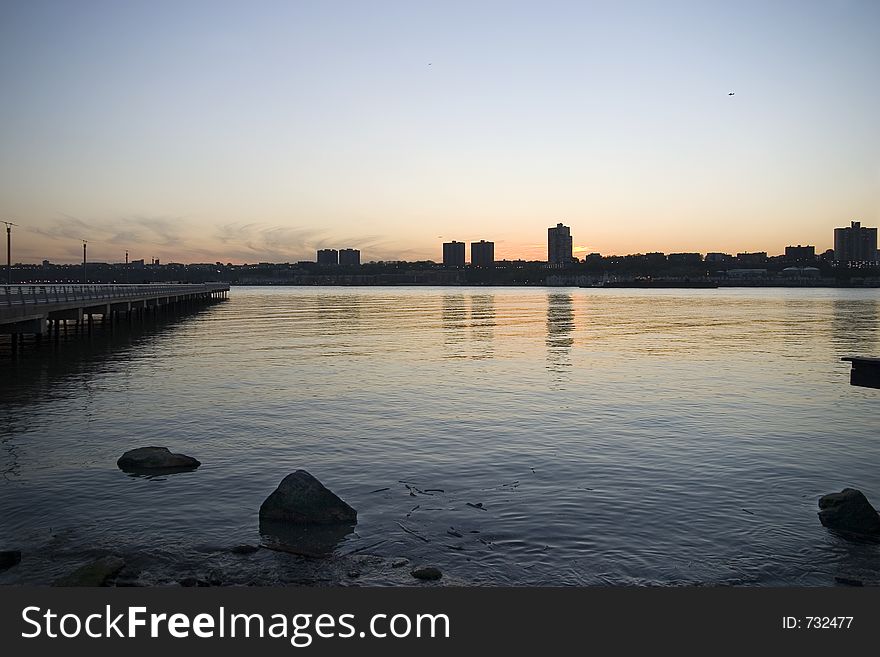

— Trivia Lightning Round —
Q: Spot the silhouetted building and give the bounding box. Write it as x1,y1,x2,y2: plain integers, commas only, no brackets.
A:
443,241,466,267
784,245,816,263
548,223,573,266
470,240,495,267
317,249,338,265
339,248,360,266
834,221,878,265
667,253,702,265
736,252,768,266
705,252,733,263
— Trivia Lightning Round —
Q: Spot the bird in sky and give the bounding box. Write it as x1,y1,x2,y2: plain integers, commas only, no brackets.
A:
728,92,735,96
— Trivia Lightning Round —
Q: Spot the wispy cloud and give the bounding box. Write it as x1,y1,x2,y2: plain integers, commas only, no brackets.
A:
212,222,403,263
26,214,93,241
27,214,185,248
19,214,422,263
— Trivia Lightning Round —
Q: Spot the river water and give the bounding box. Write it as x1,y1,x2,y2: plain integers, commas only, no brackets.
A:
1,286,879,585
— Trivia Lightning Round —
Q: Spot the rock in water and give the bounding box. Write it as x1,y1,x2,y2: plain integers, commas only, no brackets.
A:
834,576,864,587
818,488,880,536
411,566,443,581
0,550,21,572
179,577,210,587
259,470,357,525
53,556,126,587
117,446,200,473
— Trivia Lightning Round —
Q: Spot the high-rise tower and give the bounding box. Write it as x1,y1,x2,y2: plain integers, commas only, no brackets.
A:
548,223,573,266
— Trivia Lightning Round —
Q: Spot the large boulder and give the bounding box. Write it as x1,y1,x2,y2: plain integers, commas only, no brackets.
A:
259,470,356,525
818,488,880,536
52,556,126,587
117,447,200,473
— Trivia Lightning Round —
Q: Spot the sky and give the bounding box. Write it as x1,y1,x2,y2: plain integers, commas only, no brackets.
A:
1,0,878,264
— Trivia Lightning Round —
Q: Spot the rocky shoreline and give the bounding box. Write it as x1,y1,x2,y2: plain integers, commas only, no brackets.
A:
3,446,879,587
1,447,450,587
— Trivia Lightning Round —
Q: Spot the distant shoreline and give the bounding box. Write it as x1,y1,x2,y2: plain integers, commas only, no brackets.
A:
225,281,880,289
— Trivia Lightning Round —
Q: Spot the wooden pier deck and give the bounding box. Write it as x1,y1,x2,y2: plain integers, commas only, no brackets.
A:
1,283,228,352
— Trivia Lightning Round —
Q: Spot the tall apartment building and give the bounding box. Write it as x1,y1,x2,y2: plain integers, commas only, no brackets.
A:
834,221,878,264
316,249,338,265
339,248,361,266
470,240,495,267
442,241,466,267
548,223,573,266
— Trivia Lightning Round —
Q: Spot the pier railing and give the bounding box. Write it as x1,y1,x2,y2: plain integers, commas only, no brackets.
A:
0,284,228,307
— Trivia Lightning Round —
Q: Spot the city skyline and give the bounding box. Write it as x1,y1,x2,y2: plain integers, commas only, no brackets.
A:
2,1,879,264
3,212,874,266
6,217,876,267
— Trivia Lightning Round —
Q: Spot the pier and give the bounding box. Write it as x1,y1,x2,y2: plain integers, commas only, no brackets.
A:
842,357,880,389
1,283,228,354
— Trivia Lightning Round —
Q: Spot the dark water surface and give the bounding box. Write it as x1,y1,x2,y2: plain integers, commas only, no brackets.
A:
2,286,879,585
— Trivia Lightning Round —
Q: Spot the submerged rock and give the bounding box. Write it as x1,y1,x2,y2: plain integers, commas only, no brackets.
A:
834,576,864,587
411,566,443,581
53,556,126,587
259,470,357,525
0,550,21,572
230,544,260,555
179,577,210,587
117,446,200,473
818,488,880,537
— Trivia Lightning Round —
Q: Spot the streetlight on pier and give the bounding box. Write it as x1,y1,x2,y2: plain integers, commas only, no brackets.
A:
3,220,17,284
82,240,88,284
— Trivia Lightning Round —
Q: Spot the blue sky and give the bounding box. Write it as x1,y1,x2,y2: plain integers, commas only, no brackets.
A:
1,0,878,263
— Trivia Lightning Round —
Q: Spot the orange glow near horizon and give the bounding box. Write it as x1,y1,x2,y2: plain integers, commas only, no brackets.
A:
1,3,877,266
7,219,851,266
